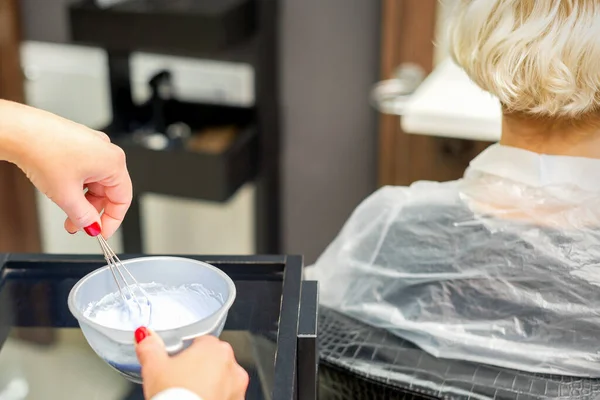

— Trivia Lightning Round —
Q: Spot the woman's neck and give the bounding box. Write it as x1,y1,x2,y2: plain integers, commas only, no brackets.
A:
499,112,600,158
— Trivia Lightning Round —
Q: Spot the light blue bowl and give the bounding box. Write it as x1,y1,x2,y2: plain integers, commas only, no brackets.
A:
68,256,236,384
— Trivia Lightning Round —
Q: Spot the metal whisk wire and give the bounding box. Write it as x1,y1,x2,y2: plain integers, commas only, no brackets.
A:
96,235,151,321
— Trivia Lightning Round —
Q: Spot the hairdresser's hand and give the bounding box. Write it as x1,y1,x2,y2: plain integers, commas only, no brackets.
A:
135,327,249,400
0,100,132,238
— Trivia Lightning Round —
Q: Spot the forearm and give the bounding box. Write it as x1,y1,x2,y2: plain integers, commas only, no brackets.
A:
0,100,31,165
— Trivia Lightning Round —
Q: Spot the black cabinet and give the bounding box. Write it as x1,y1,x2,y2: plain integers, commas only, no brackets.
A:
107,100,259,202
67,0,281,254
69,0,257,54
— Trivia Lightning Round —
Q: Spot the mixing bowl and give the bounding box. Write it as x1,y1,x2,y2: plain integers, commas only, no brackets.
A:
68,256,236,383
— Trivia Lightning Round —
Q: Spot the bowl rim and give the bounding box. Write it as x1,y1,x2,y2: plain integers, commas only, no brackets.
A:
67,256,236,341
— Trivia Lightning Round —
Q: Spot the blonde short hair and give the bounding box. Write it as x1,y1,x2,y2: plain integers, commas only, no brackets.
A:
449,0,600,118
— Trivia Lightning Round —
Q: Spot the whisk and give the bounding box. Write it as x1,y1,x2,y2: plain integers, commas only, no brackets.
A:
96,235,152,325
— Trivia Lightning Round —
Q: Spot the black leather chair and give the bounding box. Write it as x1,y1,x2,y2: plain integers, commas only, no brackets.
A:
318,306,600,400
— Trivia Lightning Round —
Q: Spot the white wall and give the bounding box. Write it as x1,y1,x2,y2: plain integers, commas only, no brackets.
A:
21,41,256,255
434,0,459,65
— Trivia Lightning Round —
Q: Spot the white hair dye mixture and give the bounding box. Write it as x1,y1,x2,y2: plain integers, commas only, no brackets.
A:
83,283,224,331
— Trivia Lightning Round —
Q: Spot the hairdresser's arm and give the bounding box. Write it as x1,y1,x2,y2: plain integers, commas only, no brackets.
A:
0,100,132,238
0,101,28,163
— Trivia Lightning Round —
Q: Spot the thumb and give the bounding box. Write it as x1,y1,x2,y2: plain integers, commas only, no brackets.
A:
135,328,169,369
57,186,101,234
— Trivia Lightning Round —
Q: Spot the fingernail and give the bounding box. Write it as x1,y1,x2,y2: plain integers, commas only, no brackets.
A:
135,327,150,344
68,230,77,235
83,222,101,237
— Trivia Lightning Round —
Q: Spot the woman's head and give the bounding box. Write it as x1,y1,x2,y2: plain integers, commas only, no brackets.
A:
449,1,600,122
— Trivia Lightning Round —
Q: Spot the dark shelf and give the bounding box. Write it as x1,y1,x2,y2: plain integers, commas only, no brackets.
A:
117,127,258,202
69,0,257,55
105,100,259,202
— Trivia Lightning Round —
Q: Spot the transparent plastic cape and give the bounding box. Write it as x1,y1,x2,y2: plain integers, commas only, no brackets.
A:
310,171,600,377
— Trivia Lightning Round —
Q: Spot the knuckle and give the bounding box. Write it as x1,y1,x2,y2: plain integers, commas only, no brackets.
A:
98,131,111,143
239,366,250,388
111,145,127,165
53,195,93,224
73,207,95,224
219,341,235,359
124,191,133,207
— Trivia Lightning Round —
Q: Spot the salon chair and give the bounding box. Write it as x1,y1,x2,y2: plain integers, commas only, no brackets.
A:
317,306,600,400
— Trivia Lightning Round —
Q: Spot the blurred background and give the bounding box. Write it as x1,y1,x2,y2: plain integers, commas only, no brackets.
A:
0,0,383,263
0,1,503,398
0,0,500,266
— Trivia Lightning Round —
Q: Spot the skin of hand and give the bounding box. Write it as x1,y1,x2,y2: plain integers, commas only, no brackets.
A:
0,100,132,238
135,327,250,400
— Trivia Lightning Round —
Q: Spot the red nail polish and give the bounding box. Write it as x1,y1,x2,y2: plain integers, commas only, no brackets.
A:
135,327,149,344
83,222,101,237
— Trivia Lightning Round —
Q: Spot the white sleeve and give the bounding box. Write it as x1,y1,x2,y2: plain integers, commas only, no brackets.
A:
150,388,202,400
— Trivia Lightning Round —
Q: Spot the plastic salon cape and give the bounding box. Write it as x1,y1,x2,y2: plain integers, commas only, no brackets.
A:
309,144,600,377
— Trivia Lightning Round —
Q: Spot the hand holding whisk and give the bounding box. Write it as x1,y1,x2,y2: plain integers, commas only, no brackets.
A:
96,235,152,326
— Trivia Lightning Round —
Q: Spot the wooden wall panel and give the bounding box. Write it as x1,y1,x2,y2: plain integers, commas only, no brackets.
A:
0,0,41,253
378,0,491,186
1,0,54,345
